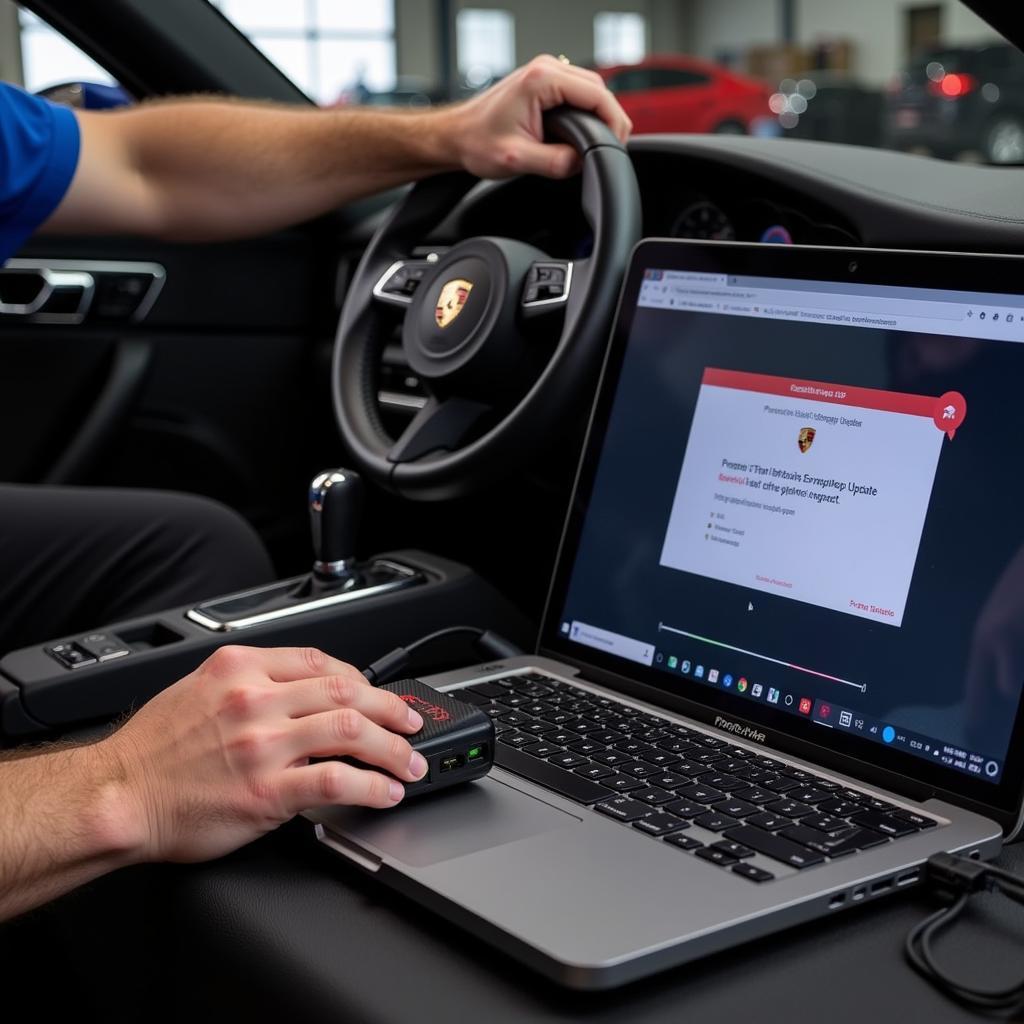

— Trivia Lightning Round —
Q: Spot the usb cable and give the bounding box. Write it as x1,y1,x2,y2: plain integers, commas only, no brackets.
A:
906,851,1024,1014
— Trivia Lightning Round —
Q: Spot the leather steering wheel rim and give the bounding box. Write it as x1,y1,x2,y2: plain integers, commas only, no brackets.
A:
331,106,641,501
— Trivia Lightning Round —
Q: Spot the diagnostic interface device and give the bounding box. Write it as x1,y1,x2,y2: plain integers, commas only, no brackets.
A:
381,679,494,796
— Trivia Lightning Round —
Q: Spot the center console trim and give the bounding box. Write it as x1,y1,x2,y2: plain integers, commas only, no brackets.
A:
186,558,423,632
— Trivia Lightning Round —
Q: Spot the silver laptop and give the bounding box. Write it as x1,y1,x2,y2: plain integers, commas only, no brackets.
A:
310,240,1024,989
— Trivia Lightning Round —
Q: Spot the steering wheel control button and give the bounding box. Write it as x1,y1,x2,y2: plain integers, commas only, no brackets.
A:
46,642,97,670
373,261,433,306
77,632,131,662
523,261,572,309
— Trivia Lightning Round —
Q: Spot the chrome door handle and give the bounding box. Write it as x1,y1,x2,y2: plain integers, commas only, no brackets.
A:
0,267,94,321
0,259,165,324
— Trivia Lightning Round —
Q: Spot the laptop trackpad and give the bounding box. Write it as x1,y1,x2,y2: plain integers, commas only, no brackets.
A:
337,778,580,868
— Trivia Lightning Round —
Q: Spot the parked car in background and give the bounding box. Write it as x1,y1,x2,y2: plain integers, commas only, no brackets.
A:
777,74,884,149
885,42,1024,163
597,55,772,135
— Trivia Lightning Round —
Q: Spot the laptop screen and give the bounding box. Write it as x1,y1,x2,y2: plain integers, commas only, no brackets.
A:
541,240,1024,816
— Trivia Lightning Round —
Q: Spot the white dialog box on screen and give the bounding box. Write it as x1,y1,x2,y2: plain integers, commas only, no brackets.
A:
659,368,967,627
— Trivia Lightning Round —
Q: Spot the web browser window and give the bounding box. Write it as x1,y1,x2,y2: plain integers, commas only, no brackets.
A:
556,260,1024,795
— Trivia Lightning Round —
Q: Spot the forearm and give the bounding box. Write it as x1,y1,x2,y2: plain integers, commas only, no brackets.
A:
0,739,143,921
44,57,631,244
55,99,462,242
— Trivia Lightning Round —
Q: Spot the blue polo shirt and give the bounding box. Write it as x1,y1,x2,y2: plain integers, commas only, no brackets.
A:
0,83,81,264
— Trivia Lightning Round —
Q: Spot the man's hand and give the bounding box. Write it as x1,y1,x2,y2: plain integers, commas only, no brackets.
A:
446,54,632,180
48,54,631,242
0,644,426,920
102,645,426,864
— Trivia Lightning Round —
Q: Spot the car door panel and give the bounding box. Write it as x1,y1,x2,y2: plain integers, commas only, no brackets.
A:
0,228,338,568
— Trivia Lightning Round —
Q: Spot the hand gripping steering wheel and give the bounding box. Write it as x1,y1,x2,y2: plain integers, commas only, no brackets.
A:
331,106,641,500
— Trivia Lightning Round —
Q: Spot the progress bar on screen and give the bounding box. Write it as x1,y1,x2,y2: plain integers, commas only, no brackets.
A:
657,622,867,693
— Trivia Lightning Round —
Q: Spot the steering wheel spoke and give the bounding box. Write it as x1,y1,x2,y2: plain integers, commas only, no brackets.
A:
520,259,573,319
387,394,493,464
372,257,440,308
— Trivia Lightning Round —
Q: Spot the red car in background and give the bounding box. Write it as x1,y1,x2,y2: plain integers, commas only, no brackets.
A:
598,56,773,135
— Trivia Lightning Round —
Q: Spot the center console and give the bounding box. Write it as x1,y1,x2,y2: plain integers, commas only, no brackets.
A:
0,469,533,742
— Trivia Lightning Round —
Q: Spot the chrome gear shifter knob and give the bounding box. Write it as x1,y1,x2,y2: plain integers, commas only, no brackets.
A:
309,468,363,580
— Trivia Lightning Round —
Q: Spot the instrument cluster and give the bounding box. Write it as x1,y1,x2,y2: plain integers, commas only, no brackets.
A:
669,195,857,247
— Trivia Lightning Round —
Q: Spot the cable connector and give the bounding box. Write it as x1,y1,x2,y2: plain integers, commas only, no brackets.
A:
362,625,525,687
361,649,409,686
925,851,993,895
907,850,1024,1014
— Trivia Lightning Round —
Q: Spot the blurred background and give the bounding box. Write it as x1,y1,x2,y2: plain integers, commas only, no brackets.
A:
0,0,1020,164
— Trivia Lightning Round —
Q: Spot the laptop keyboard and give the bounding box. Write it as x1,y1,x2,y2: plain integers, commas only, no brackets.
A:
456,672,940,883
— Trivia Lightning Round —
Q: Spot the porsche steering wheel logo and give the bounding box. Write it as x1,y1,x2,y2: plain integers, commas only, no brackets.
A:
435,278,473,328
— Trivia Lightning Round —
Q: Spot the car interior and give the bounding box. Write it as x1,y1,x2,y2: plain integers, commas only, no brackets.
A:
2,0,1023,1017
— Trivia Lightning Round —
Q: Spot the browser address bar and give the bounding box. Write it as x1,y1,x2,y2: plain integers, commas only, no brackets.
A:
665,285,965,321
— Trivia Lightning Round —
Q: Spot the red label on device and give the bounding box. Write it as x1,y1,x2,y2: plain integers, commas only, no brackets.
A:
398,694,452,722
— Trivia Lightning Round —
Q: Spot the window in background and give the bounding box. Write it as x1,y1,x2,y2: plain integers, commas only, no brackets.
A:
18,8,114,93
906,5,943,60
210,0,396,104
457,9,515,89
594,12,647,67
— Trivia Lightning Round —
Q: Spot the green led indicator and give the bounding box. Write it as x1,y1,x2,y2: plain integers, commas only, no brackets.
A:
468,746,483,760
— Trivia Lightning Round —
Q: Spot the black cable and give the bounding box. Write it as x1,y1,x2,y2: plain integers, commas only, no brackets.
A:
905,852,1024,1015
982,863,1024,897
362,625,524,685
398,625,486,655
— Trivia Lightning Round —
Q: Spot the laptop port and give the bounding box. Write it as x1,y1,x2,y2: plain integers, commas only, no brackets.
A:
828,893,846,909
869,877,894,895
852,886,866,901
896,870,921,887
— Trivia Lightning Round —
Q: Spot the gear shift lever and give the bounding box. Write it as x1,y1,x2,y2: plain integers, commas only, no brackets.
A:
187,467,420,630
309,468,363,583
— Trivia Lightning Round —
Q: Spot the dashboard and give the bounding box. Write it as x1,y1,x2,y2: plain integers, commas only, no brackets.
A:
447,139,862,256
655,193,856,246
380,133,1024,422
442,133,1024,259
630,146,861,248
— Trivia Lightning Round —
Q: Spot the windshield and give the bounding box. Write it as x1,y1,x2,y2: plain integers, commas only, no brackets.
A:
11,1,1024,164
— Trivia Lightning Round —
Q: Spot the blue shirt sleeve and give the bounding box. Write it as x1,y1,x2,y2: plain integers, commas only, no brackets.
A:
0,82,81,265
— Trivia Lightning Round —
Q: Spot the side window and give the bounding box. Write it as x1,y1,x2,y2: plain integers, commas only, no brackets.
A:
606,69,654,94
646,68,710,90
456,8,516,90
12,7,129,108
209,0,397,106
594,12,646,67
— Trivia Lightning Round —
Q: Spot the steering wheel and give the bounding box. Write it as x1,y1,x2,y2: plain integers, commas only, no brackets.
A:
332,106,641,500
